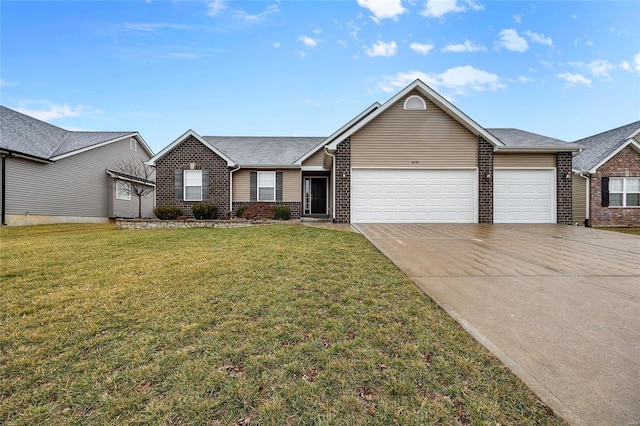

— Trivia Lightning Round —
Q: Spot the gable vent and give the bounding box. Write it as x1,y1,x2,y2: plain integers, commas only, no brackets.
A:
404,95,426,111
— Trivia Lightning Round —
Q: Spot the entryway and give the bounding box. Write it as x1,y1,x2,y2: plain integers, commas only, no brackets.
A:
303,176,328,216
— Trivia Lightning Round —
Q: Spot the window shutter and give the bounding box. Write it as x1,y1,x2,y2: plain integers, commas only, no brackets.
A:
276,172,283,202
250,172,257,202
175,170,183,201
202,170,210,201
601,177,609,207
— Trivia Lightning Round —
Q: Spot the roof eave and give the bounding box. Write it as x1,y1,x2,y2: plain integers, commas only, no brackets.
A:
50,133,142,161
146,130,236,167
495,146,583,153
237,164,301,169
0,149,53,163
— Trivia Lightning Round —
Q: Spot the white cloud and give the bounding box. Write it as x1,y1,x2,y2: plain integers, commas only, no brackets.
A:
272,42,281,48
621,61,631,71
0,78,17,87
587,60,613,77
230,4,279,22
516,76,535,83
497,29,528,52
635,52,640,72
14,103,102,121
207,0,226,17
525,30,553,46
312,27,322,35
346,21,361,42
409,42,434,55
357,0,406,20
513,14,522,24
120,22,189,32
299,35,320,48
421,0,483,18
378,66,503,95
365,40,398,57
557,72,592,87
441,39,486,53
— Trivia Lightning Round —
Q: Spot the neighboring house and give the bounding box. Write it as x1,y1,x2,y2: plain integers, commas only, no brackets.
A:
0,106,155,226
572,121,640,227
148,79,581,224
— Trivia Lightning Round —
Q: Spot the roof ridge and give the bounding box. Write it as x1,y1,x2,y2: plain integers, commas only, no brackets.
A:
573,120,640,143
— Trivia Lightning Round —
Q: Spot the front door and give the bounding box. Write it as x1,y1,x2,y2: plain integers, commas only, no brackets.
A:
304,177,328,215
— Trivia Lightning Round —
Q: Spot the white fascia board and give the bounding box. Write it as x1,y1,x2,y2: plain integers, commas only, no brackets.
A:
146,129,236,167
301,165,328,172
323,102,382,150
2,150,53,163
588,138,640,174
326,80,502,150
133,132,155,157
238,164,301,169
495,145,583,153
106,170,156,186
51,133,140,161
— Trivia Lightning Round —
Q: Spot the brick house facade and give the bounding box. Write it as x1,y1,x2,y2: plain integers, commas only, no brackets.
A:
155,135,230,218
556,152,573,225
478,137,494,224
588,145,640,227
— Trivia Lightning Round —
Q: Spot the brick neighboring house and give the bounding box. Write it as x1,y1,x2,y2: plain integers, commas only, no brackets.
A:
148,79,581,224
572,121,640,227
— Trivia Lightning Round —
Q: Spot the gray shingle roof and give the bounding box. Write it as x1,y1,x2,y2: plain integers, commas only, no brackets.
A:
571,121,640,172
1,105,133,160
487,128,571,147
203,136,326,166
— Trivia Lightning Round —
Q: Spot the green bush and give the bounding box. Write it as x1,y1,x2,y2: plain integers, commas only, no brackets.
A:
273,205,291,220
191,203,217,220
154,206,184,220
235,206,248,218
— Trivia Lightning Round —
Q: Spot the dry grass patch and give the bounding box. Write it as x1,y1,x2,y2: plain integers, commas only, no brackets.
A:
0,224,565,425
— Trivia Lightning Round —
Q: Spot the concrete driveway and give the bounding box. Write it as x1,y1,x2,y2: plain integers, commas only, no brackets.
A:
355,224,640,426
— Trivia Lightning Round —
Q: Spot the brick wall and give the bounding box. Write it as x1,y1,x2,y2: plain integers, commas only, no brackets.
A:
478,137,494,223
232,201,301,219
589,145,640,226
156,135,230,218
556,152,573,225
334,138,351,223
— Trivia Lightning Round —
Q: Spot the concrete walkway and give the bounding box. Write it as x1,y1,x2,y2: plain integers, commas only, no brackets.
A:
356,224,640,426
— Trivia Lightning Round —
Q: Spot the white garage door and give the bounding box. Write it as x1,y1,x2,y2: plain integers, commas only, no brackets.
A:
351,169,476,223
494,169,555,223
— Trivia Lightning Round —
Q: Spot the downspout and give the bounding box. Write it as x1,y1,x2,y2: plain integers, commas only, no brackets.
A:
1,154,6,225
324,147,336,222
229,164,240,215
579,173,590,226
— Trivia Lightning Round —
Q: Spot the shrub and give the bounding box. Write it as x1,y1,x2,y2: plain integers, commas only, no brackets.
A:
191,203,217,220
240,202,275,220
273,205,291,220
235,206,248,218
154,206,184,220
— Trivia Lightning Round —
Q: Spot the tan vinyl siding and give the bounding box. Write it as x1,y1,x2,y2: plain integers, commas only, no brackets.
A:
5,138,153,218
572,174,588,224
494,153,556,168
232,169,301,202
302,148,325,167
351,90,478,168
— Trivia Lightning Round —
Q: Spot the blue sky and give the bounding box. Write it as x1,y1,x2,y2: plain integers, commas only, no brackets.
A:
1,0,639,153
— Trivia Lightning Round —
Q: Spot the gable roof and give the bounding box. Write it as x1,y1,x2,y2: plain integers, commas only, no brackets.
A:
572,121,640,172
204,136,325,167
326,79,504,150
146,129,236,167
0,105,153,161
488,128,581,152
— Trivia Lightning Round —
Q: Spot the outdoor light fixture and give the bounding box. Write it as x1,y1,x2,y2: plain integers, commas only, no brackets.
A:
190,162,196,170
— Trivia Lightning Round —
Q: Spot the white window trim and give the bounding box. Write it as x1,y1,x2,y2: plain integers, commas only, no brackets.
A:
257,171,276,202
609,177,640,207
184,170,203,201
403,95,427,110
129,138,137,151
115,181,132,201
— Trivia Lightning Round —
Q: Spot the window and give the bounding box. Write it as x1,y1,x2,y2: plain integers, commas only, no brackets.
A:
258,171,276,202
609,177,640,207
116,181,131,200
184,170,202,201
129,138,137,151
403,95,426,110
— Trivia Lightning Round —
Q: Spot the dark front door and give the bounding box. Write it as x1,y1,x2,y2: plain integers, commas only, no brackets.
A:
310,178,327,214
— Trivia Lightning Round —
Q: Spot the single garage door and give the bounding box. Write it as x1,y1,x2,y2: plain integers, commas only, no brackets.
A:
494,169,555,223
351,169,476,223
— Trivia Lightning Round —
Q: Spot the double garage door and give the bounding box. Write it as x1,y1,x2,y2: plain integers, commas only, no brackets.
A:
351,169,555,224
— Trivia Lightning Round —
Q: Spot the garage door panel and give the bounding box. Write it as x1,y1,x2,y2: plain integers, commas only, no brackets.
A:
494,170,555,223
351,169,476,223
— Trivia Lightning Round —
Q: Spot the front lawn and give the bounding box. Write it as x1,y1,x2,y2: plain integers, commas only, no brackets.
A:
600,227,640,236
0,224,564,425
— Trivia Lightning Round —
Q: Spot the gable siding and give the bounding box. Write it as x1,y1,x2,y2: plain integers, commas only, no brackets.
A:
5,138,151,217
301,149,325,167
232,169,301,202
572,174,588,225
351,90,478,168
494,153,556,168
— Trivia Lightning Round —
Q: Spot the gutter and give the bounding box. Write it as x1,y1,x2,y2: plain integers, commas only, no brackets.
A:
1,154,6,225
494,146,583,153
238,164,301,169
229,164,241,213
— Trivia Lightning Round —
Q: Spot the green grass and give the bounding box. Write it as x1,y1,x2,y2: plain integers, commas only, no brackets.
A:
599,227,640,236
0,224,564,425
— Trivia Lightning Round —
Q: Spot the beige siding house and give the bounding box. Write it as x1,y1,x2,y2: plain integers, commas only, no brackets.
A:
0,106,155,226
149,79,581,224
